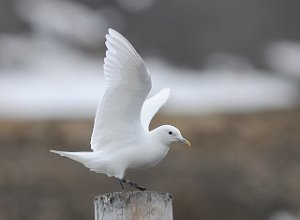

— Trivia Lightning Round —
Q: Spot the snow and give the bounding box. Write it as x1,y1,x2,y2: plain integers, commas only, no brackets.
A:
148,59,299,114
266,41,300,79
270,211,300,220
0,34,104,119
0,34,299,119
0,0,299,119
16,0,109,48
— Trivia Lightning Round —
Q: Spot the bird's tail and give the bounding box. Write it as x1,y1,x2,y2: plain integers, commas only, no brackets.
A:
50,149,121,178
50,150,94,166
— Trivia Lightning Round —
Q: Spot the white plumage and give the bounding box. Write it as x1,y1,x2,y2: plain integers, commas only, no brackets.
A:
50,29,190,190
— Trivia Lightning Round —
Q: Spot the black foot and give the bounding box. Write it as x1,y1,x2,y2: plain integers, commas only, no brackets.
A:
119,179,125,191
117,178,146,191
128,180,146,191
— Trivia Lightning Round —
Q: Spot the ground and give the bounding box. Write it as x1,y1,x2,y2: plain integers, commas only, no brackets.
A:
0,108,300,220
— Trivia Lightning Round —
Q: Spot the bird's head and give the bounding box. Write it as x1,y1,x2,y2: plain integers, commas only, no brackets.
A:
152,125,191,147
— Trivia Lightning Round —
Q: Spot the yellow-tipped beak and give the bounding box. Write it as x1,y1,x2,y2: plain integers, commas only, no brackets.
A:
180,138,191,147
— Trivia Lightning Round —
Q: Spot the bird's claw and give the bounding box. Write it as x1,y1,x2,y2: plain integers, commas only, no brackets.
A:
129,181,146,191
138,186,146,191
118,178,146,191
119,179,126,191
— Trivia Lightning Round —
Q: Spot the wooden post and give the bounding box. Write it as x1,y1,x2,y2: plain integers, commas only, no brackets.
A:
94,191,173,220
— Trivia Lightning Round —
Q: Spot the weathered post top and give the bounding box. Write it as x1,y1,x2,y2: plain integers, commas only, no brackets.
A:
94,191,173,220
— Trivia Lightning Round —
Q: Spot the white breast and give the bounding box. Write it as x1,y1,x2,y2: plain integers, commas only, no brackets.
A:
109,136,170,172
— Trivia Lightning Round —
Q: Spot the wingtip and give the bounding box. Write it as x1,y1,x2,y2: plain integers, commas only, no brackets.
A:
162,87,170,92
107,28,129,44
106,29,124,46
108,28,114,34
108,28,119,37
161,88,171,97
50,150,59,154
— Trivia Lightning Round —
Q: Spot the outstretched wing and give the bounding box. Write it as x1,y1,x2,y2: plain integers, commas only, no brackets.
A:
141,88,170,131
91,29,152,151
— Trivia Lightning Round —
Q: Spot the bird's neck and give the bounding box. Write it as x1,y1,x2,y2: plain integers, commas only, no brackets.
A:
149,126,170,148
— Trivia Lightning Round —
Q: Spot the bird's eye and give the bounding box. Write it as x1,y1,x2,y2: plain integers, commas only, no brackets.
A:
168,131,173,135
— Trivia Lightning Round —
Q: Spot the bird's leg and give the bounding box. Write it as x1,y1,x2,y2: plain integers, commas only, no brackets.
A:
118,178,125,191
118,178,146,191
126,180,146,191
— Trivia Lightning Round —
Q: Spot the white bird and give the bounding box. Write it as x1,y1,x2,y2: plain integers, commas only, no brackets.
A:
50,29,190,191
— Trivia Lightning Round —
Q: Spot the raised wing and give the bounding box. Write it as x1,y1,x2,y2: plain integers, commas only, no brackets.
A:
141,88,170,131
91,29,152,151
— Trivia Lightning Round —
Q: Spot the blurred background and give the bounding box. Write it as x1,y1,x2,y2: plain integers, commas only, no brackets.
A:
0,0,300,219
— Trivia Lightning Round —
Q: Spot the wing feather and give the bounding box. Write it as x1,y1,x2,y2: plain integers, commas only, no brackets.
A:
91,29,151,151
141,88,170,131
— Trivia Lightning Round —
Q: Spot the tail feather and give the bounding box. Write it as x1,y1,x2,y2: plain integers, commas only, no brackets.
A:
50,150,93,165
50,149,114,177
